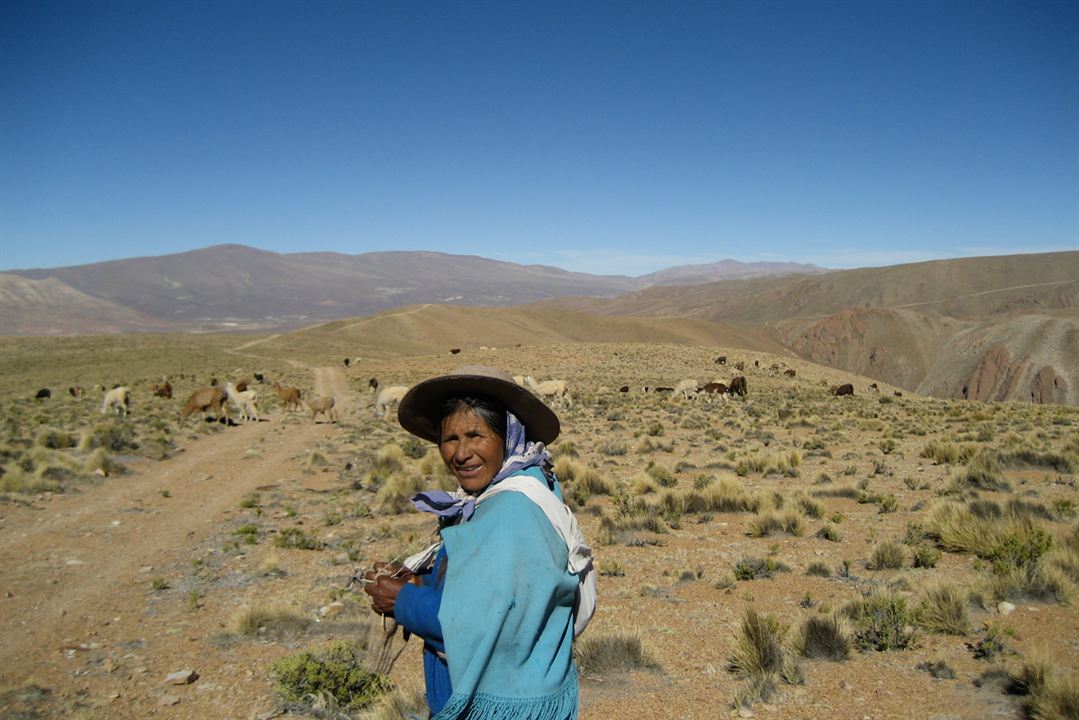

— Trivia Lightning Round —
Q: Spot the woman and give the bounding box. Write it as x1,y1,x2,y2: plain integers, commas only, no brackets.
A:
363,365,590,720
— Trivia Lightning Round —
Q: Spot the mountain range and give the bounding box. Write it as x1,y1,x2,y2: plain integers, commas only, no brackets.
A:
2,245,823,332
2,244,1076,406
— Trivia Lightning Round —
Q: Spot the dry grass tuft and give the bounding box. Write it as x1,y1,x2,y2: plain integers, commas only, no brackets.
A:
231,604,311,638
747,510,805,538
868,540,907,570
796,615,850,660
917,582,971,635
574,629,660,675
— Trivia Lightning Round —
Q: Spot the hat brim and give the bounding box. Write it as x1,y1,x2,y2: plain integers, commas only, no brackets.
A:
398,373,560,444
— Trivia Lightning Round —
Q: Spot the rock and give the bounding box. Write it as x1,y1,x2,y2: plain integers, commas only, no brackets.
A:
164,669,198,685
738,708,755,718
159,694,181,706
998,601,1016,616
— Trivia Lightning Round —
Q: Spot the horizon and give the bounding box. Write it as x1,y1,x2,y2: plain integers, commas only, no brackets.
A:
3,1,1077,276
5,242,1077,279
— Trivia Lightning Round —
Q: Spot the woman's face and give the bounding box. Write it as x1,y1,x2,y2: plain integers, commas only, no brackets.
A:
439,407,505,494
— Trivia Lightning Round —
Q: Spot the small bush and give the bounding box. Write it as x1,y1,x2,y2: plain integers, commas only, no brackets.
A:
971,622,1009,660
912,545,942,569
35,427,74,449
796,615,850,661
270,640,392,711
80,421,138,452
374,472,427,514
953,450,1011,491
844,591,917,651
816,524,842,542
868,541,907,570
728,609,785,678
574,630,660,675
921,440,977,465
917,583,971,635
703,478,759,513
805,562,831,578
747,511,805,538
733,556,790,581
598,560,625,577
274,528,323,550
646,463,678,488
1016,657,1079,720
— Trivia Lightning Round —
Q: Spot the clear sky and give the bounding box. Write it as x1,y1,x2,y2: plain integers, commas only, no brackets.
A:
3,0,1077,276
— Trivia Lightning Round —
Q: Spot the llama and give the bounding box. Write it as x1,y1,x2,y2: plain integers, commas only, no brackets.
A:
101,386,131,416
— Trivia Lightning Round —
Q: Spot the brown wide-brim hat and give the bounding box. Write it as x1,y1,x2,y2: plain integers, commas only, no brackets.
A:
398,365,560,444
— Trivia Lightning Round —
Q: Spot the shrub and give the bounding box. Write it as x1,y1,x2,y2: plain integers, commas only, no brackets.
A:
921,440,977,465
843,591,917,651
805,562,831,578
747,511,805,538
574,630,660,675
912,545,942,569
796,615,850,660
274,528,323,550
80,421,138,452
374,472,427,514
1017,658,1079,720
399,436,428,460
703,478,759,513
812,485,860,499
35,427,74,450
598,560,625,577
270,640,392,711
868,541,906,570
646,463,678,488
917,583,971,635
971,622,1009,660
728,609,785,678
816,524,842,542
733,556,790,581
953,450,1011,491
364,444,407,488
797,496,825,519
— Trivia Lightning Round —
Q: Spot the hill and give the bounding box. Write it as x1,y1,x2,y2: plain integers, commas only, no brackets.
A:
232,304,792,364
543,251,1079,324
539,251,1079,404
0,273,173,335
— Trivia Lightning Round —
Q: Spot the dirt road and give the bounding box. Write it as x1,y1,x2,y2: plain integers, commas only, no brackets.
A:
0,369,351,718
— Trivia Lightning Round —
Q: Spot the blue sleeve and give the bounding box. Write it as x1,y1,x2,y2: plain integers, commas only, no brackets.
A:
393,547,446,652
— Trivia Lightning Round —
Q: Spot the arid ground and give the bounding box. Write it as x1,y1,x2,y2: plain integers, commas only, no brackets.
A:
1,330,1077,719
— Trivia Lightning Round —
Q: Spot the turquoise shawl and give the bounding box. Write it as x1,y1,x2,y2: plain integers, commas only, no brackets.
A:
435,472,579,720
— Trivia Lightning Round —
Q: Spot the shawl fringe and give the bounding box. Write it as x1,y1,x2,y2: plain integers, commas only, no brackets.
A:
432,667,577,720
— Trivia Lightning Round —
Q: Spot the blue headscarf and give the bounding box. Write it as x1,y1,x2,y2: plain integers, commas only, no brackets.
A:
410,411,552,521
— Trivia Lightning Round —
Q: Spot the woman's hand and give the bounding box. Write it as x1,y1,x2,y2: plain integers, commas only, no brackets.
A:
362,562,416,615
363,574,409,615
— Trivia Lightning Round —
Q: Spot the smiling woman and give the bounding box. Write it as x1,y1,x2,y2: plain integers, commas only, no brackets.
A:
363,366,592,720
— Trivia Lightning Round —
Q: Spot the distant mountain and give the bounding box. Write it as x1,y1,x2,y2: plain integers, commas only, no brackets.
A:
639,259,827,286
0,273,173,335
4,244,830,333
8,245,642,330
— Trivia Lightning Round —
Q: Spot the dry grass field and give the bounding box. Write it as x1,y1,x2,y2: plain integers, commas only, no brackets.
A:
1,327,1078,719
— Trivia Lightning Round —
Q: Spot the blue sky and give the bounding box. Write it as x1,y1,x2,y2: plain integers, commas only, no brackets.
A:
3,0,1077,276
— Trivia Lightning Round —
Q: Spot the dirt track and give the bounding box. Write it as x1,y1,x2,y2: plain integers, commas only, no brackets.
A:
0,367,352,718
